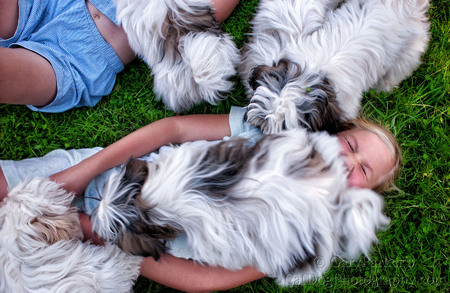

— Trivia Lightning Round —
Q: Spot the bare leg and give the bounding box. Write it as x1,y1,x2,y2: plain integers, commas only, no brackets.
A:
86,0,241,66
86,0,136,65
211,0,240,22
0,47,57,106
0,0,18,39
0,167,7,201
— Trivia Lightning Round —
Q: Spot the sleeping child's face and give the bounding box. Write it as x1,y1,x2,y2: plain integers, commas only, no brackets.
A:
337,128,394,190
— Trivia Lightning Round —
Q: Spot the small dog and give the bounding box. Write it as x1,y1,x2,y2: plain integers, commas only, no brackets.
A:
92,129,390,286
116,0,240,112
0,178,142,293
239,0,430,134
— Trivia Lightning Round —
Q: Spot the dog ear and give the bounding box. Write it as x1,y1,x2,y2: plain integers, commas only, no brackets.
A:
115,221,167,259
30,207,83,244
302,77,342,133
160,2,219,62
248,58,291,91
336,189,390,259
122,159,149,189
94,159,180,259
91,160,149,242
115,195,180,259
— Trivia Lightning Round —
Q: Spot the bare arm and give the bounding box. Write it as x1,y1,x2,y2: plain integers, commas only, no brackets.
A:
140,254,265,293
77,212,265,291
50,114,231,194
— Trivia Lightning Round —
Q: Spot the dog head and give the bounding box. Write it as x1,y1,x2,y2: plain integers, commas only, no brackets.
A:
246,59,343,134
0,177,82,249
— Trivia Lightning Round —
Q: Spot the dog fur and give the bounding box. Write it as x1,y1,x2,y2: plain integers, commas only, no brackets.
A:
92,129,390,286
239,0,430,134
116,0,240,112
0,178,142,293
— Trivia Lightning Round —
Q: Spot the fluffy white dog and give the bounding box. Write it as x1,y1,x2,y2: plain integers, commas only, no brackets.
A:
92,129,390,286
116,0,240,112
0,178,142,293
239,0,430,134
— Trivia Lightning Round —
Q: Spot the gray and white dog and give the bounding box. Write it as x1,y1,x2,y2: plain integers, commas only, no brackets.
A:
116,0,240,112
239,0,430,134
92,129,389,286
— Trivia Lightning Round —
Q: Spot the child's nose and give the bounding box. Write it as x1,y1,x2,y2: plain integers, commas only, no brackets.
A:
343,156,353,172
345,153,360,171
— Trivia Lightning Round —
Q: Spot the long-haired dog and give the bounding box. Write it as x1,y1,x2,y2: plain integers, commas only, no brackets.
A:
116,0,240,112
0,178,142,293
91,129,390,286
239,0,430,134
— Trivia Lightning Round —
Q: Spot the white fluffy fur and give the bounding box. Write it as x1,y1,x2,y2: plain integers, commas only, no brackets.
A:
240,0,430,133
94,129,390,286
0,178,142,293
116,0,240,112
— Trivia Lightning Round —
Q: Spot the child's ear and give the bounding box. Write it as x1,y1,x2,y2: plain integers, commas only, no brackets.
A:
336,188,390,259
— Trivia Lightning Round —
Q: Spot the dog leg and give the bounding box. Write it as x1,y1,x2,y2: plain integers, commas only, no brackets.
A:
117,0,239,112
372,0,430,90
239,0,342,96
299,0,430,120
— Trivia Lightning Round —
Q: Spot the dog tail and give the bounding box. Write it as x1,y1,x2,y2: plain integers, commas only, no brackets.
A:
153,31,240,112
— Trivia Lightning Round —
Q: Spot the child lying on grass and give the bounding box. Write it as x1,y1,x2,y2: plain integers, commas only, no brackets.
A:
0,106,400,291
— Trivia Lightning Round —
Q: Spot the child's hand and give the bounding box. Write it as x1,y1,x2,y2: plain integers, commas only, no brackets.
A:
78,212,104,245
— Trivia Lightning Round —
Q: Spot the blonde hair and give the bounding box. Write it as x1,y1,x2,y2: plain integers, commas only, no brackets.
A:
339,117,401,193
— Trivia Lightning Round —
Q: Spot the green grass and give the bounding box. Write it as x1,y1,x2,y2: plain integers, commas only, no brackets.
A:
1,0,449,292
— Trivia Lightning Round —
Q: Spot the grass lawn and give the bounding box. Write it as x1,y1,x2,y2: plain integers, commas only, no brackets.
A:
1,0,448,292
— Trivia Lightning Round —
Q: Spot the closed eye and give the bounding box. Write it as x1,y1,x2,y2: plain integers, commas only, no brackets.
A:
345,136,354,153
361,164,367,177
346,136,368,180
